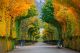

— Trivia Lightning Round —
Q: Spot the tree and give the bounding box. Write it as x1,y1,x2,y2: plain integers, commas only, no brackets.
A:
15,5,38,38
19,17,40,41
41,0,62,40
55,0,80,32
27,17,40,41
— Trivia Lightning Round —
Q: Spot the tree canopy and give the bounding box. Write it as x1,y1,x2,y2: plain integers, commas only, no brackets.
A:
41,0,62,39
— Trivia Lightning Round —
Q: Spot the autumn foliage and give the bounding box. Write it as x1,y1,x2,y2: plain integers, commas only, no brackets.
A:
0,0,35,52
0,0,35,37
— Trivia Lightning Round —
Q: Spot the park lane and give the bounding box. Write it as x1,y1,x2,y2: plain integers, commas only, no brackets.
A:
8,42,79,53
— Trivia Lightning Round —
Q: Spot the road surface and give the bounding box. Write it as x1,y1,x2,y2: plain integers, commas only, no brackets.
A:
8,42,79,53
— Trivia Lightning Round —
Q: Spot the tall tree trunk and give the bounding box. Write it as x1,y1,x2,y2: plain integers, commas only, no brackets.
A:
10,16,13,38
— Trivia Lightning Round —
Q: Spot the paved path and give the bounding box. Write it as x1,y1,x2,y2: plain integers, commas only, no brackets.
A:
8,42,79,53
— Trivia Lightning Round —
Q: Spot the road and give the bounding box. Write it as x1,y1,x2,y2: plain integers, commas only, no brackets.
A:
8,42,79,53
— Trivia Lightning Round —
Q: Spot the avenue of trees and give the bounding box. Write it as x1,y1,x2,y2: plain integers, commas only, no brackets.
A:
0,0,80,52
41,0,80,51
0,0,38,52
